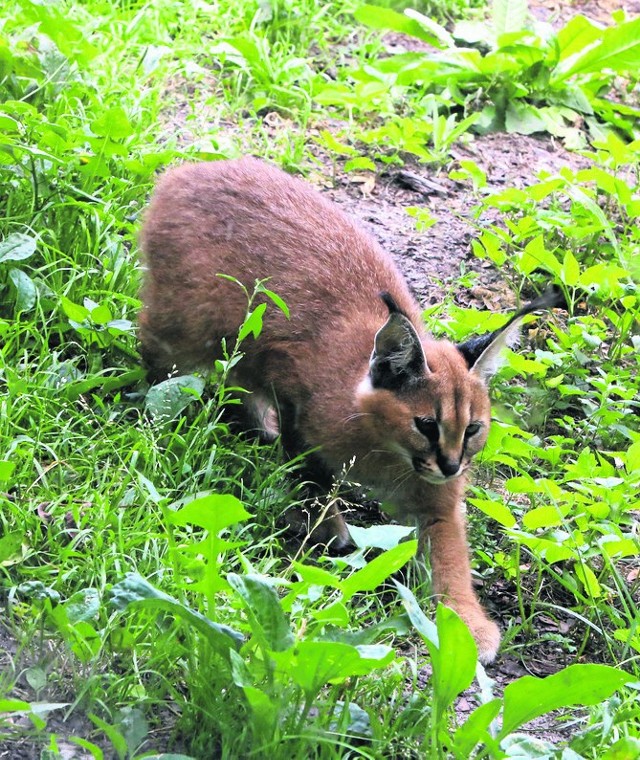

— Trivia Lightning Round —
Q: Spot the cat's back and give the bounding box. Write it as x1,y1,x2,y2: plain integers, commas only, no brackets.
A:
141,157,403,305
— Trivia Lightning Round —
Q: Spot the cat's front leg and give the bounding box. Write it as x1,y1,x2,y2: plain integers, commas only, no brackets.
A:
419,509,500,664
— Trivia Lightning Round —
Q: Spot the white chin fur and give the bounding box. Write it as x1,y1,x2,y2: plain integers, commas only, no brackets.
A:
420,471,462,485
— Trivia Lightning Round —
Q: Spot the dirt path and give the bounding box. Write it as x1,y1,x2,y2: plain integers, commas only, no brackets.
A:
308,129,587,310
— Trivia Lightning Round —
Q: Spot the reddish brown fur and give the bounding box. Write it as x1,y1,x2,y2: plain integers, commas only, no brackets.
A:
139,157,500,662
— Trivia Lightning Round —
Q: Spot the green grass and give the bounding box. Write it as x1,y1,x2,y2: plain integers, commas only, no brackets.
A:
1,0,640,757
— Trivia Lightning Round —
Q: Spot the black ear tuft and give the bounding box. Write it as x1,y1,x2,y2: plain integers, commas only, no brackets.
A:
510,284,567,320
456,285,566,377
380,291,406,316
457,332,498,369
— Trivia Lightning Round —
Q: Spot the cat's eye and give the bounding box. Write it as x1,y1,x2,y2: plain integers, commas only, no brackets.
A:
415,417,439,442
465,422,482,438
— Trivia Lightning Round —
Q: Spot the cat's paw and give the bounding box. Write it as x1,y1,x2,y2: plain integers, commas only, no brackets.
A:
281,504,352,551
468,615,501,664
454,605,501,664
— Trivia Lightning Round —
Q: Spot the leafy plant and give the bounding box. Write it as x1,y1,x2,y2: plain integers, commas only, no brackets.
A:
107,494,410,754
0,232,39,313
320,0,640,147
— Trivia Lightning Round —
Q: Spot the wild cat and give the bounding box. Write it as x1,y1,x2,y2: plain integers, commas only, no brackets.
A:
139,157,562,663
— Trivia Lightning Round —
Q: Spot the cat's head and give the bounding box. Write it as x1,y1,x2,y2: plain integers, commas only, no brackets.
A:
356,288,563,485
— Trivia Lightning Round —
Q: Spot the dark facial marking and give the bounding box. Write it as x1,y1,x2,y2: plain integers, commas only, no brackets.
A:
415,416,439,443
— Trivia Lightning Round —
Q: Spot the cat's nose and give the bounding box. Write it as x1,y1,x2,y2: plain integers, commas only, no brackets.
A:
438,458,459,477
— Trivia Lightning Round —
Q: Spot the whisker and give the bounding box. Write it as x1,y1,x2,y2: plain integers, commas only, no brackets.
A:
341,411,373,425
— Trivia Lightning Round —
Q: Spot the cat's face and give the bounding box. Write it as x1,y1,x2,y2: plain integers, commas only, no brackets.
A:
357,341,492,484
354,289,566,486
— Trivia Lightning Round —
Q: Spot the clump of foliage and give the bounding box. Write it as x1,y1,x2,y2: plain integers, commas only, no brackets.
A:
315,0,640,161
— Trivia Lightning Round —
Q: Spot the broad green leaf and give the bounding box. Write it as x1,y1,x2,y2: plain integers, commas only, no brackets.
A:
468,498,516,528
258,287,290,318
613,628,640,654
116,707,149,757
626,441,640,472
89,714,128,760
315,130,358,156
505,102,547,136
574,563,602,598
69,737,106,759
237,302,267,341
15,581,60,603
492,0,528,37
24,666,46,693
341,540,417,600
19,0,98,64
557,15,640,79
453,21,493,49
144,375,205,420
0,233,37,263
240,685,276,734
60,296,90,323
556,15,602,65
0,698,32,711
229,648,253,688
64,589,100,624
517,236,561,277
598,536,639,559
272,640,394,695
432,605,478,712
0,460,15,481
508,531,576,563
394,580,439,646
404,9,455,48
473,231,507,266
561,250,581,286
90,303,113,325
602,737,640,759
227,573,294,652
500,664,630,738
344,156,377,173
522,505,566,529
578,263,628,297
449,159,487,190
309,600,350,626
109,573,243,652
9,268,37,312
500,734,558,756
506,353,550,377
91,107,134,139
396,587,477,712
292,561,343,588
505,475,539,494
566,185,618,251
169,493,250,534
353,5,445,46
140,44,171,75
334,701,372,738
0,531,23,564
452,699,502,758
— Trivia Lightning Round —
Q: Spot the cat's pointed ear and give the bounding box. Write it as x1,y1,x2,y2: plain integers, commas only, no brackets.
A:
369,292,427,390
458,286,566,381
